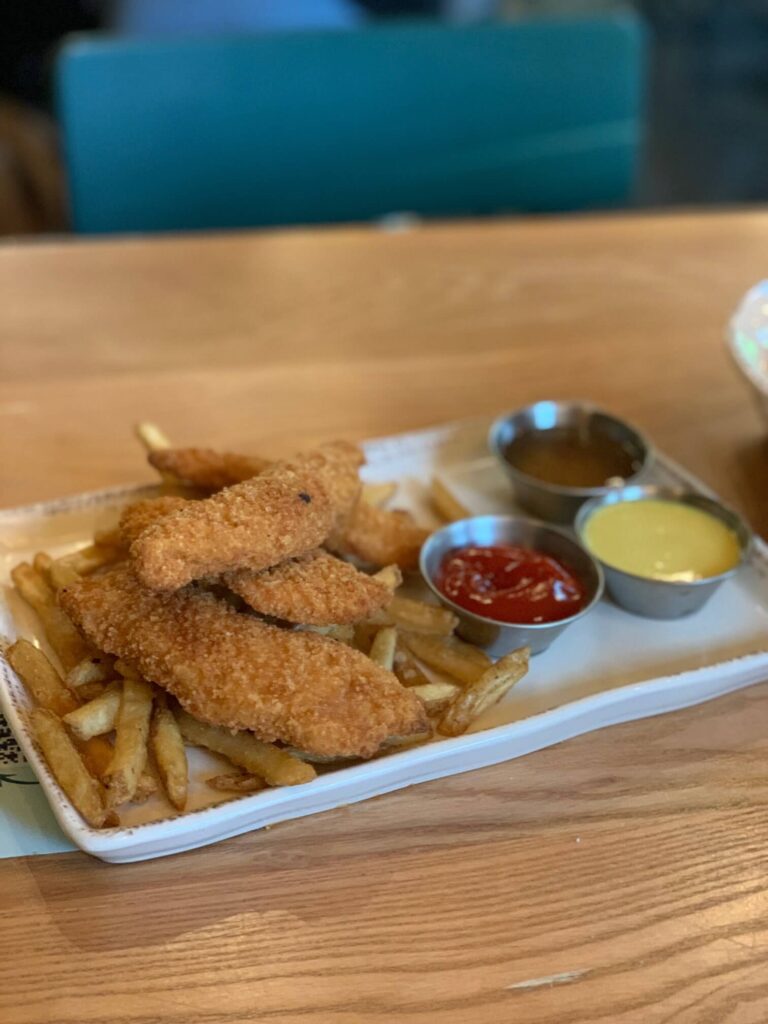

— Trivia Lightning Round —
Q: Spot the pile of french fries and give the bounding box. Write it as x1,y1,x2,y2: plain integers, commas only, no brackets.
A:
3,426,529,831
362,598,529,735
6,549,317,828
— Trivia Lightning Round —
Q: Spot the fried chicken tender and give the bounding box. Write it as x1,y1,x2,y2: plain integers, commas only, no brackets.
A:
147,441,361,511
226,550,394,625
149,440,362,524
118,496,190,547
60,565,429,758
132,443,364,592
142,439,423,571
131,463,335,591
119,496,393,624
337,501,430,570
268,441,363,547
148,448,270,490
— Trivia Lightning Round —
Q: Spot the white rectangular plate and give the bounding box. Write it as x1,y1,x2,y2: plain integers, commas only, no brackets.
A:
2,419,767,862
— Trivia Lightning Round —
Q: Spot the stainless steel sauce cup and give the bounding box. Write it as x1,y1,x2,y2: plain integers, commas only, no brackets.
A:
419,514,604,656
574,485,752,619
489,401,652,523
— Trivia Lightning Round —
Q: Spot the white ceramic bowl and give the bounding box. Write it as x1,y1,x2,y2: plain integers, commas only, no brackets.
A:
728,280,768,424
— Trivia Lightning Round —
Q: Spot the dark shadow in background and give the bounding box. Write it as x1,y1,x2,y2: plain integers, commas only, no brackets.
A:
3,0,768,210
639,0,768,204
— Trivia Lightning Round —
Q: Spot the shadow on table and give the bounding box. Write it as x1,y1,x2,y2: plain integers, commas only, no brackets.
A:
20,800,415,952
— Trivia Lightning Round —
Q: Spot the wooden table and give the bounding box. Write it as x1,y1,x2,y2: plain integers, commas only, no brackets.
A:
2,212,768,1024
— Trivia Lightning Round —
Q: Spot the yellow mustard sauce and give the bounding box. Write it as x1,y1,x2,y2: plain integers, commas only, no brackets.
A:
583,499,742,582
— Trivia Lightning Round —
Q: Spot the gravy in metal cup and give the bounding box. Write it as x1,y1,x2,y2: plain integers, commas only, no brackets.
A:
502,424,642,489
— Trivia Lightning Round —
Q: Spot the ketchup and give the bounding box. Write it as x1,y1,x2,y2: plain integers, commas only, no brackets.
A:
436,544,585,625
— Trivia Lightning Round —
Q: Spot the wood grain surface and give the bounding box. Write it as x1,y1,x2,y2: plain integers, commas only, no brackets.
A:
1,212,768,1024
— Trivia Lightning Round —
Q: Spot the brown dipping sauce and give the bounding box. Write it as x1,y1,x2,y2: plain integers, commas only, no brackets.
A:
503,426,641,489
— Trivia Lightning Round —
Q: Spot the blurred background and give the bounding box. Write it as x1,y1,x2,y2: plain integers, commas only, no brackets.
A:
2,0,767,236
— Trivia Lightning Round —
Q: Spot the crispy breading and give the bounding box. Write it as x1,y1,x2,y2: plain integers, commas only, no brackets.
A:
139,440,424,573
268,441,363,547
130,463,335,591
148,447,270,489
148,441,361,508
131,443,364,592
120,497,392,624
155,440,362,536
118,496,190,547
60,565,429,758
226,550,392,625
338,502,430,570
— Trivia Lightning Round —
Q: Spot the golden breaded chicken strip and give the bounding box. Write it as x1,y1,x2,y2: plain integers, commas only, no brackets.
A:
118,496,190,547
151,440,362,529
132,442,364,593
120,497,393,625
337,502,430,571
143,441,423,569
61,565,428,758
148,447,270,490
266,441,363,547
131,463,334,591
226,550,394,625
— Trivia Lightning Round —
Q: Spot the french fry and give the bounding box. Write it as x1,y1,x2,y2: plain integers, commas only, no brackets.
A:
134,767,158,802
39,713,148,800
63,682,122,741
7,639,78,716
370,596,458,636
76,681,108,702
438,647,530,737
362,481,397,507
135,422,179,487
369,626,397,671
53,544,119,577
135,421,171,452
66,654,115,690
206,772,266,794
104,677,153,805
11,562,53,608
33,552,53,579
151,697,188,811
31,708,108,828
411,680,461,715
93,526,123,549
79,735,114,778
392,643,432,687
352,622,378,655
129,744,159,802
48,562,81,591
46,724,127,812
177,710,316,786
114,659,141,680
372,564,403,592
401,632,491,686
11,562,91,671
430,477,470,523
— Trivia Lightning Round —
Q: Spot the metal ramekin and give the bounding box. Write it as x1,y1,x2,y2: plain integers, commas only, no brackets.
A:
419,514,604,656
574,485,752,619
488,401,653,524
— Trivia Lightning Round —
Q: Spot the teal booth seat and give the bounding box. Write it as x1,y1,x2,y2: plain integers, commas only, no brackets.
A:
56,18,646,234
